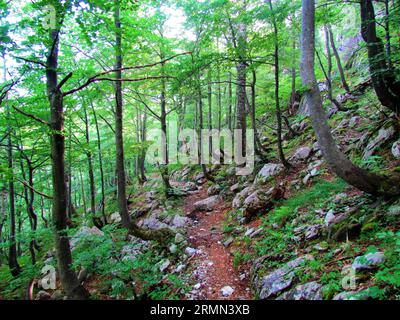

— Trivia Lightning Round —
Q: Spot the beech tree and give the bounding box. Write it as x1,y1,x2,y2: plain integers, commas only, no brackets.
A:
301,0,400,197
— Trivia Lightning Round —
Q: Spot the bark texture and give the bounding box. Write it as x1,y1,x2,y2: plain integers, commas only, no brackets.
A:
301,0,400,197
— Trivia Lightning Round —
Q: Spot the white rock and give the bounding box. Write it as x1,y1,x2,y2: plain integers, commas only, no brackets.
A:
255,163,284,184
363,126,396,160
325,209,336,227
159,259,170,273
169,244,178,254
245,228,255,237
392,140,400,159
193,283,202,290
221,286,235,297
185,247,197,256
174,264,186,273
292,146,312,161
194,195,220,211
110,212,122,224
171,215,191,228
352,252,386,271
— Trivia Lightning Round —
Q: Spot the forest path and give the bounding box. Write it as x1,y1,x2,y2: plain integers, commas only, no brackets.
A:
182,186,252,300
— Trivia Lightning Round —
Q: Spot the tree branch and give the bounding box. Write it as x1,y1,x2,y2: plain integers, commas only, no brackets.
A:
62,52,192,97
11,106,49,126
16,178,53,199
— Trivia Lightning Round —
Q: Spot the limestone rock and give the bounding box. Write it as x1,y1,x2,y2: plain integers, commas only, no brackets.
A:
242,187,285,221
292,147,312,162
363,125,396,160
171,215,191,228
110,212,122,224
140,217,169,230
70,226,104,250
254,255,314,299
182,182,198,192
207,185,221,196
232,186,253,209
254,163,284,185
392,140,400,159
221,286,234,297
194,195,220,211
277,281,322,300
352,252,386,271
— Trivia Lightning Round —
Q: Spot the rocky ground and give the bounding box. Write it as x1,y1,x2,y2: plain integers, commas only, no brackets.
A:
35,80,400,301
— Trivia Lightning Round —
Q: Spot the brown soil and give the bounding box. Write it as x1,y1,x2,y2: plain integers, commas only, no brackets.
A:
183,187,252,300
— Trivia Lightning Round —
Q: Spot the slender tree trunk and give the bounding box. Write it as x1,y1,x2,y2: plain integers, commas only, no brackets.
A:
324,25,342,110
301,0,400,197
360,0,400,115
139,108,148,184
207,70,213,157
160,62,173,195
19,156,39,265
114,0,131,228
7,129,21,276
40,197,49,228
384,0,393,70
111,0,173,242
217,66,222,131
0,188,6,266
269,0,289,168
236,0,248,160
83,104,100,228
198,76,215,182
327,26,350,93
91,104,106,224
228,73,233,131
67,123,74,221
79,168,87,215
250,69,267,155
236,58,247,160
3,55,21,276
289,40,297,116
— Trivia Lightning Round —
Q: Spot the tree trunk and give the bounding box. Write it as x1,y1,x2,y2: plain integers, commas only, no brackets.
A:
250,69,268,156
207,70,213,157
384,0,393,70
289,39,297,116
3,55,21,276
19,156,39,265
360,0,400,115
7,130,21,276
228,73,233,131
269,0,289,168
327,26,350,93
40,196,49,228
160,68,173,195
324,25,342,110
114,0,131,229
217,66,222,131
112,0,172,242
139,108,148,184
91,104,107,224
301,0,400,197
83,104,101,228
198,76,215,182
236,1,247,160
45,18,89,297
0,188,6,266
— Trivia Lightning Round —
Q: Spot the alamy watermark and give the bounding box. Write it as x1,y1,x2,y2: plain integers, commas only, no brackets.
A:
145,121,255,176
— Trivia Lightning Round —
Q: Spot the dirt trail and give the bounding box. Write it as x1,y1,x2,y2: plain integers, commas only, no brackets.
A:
183,187,252,300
